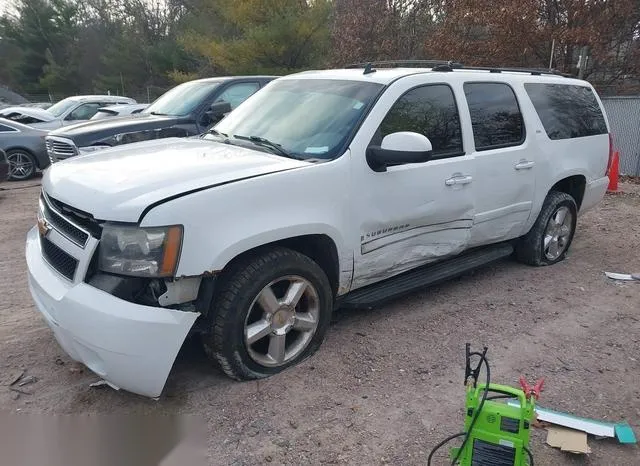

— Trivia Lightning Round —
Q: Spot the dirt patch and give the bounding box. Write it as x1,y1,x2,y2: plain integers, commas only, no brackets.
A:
1,179,639,465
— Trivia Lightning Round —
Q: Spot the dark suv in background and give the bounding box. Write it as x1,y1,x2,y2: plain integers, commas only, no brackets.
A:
46,76,276,162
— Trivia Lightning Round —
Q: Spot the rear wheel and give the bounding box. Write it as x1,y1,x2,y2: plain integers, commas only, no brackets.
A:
7,149,37,181
516,191,577,266
203,247,333,380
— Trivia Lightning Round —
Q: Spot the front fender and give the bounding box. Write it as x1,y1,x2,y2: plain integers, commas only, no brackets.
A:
140,157,353,290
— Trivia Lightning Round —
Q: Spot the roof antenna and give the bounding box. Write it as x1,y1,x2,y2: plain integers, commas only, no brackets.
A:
363,62,376,75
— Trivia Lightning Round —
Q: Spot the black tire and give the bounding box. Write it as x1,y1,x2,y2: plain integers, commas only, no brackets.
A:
516,191,578,266
203,247,333,380
7,149,37,181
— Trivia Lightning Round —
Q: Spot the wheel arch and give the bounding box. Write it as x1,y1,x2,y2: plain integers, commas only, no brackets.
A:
216,233,343,298
549,174,586,210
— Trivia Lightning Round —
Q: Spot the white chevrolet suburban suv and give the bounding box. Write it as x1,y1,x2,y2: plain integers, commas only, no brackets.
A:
26,62,612,398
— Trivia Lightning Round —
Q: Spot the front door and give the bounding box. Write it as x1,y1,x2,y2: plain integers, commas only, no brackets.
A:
349,79,476,290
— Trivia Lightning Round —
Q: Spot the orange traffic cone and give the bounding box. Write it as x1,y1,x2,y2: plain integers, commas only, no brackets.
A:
607,151,619,192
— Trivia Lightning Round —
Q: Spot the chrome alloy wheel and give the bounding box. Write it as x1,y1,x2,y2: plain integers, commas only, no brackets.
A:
543,206,573,260
244,275,320,367
7,150,35,180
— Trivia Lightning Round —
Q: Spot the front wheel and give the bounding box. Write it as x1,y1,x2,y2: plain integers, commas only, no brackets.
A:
516,191,578,266
203,247,333,380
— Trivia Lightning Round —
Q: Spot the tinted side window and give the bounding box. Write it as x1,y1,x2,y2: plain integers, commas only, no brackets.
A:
0,124,17,132
66,103,102,120
216,82,260,109
464,83,524,150
376,84,463,157
524,84,607,140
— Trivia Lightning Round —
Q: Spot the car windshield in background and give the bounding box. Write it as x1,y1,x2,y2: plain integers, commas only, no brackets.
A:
143,81,220,117
209,79,384,160
47,98,78,117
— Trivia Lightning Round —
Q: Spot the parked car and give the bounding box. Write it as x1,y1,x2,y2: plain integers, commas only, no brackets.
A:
0,149,8,183
0,118,49,180
45,76,275,162
89,103,149,120
23,102,54,110
26,63,612,398
0,95,136,129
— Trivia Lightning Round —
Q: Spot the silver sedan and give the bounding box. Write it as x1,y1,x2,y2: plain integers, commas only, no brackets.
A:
0,118,49,181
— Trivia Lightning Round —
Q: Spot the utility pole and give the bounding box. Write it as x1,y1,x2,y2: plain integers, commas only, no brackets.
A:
548,39,555,70
578,45,589,79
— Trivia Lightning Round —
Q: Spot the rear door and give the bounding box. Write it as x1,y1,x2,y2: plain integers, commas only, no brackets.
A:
464,82,535,247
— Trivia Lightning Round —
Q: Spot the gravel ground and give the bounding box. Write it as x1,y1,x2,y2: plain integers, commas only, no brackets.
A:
1,177,639,465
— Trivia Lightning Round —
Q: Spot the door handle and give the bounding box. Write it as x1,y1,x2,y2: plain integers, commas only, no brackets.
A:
445,175,473,186
515,160,535,170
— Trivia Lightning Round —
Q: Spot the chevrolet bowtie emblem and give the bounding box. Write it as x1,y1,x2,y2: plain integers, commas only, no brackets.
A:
37,213,52,238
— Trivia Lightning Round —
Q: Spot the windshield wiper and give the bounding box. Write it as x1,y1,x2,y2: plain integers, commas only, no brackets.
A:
206,128,228,138
233,134,299,159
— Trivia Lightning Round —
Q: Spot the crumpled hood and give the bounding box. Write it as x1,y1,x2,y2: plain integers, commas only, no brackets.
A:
0,106,54,122
43,137,308,222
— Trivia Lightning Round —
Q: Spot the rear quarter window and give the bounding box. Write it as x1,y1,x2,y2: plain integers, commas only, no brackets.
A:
524,83,607,140
0,123,18,132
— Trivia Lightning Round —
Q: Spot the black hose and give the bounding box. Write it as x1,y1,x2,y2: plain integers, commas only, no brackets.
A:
426,432,466,466
524,446,534,466
485,394,515,401
450,352,490,465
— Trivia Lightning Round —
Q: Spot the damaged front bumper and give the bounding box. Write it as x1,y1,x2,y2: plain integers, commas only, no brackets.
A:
26,227,199,398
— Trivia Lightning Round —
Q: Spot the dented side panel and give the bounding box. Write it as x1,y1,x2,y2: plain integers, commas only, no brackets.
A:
347,75,477,289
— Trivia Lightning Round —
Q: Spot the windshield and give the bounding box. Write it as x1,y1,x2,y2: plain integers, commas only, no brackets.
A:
47,98,78,118
144,81,220,117
210,79,384,160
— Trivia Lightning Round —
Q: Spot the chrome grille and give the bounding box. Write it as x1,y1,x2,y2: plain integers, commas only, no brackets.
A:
46,195,102,238
41,194,90,247
46,137,77,163
40,236,78,281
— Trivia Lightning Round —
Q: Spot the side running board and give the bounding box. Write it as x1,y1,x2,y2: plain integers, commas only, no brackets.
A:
338,243,514,309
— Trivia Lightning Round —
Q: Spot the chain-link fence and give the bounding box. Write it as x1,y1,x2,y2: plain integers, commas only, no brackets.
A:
602,96,640,176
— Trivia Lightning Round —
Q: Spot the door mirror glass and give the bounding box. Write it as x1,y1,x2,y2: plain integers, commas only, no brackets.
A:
366,131,433,172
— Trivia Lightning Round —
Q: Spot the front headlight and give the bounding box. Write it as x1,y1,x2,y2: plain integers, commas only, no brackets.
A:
78,145,110,155
99,224,183,277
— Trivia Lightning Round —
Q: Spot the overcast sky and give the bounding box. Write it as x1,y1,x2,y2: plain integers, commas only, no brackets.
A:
0,0,15,16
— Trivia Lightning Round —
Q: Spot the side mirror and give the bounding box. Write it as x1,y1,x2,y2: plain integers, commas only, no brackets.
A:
206,100,232,121
366,132,433,172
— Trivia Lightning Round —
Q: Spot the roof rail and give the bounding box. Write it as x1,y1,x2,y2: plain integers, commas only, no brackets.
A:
344,60,568,77
459,66,566,76
345,60,463,69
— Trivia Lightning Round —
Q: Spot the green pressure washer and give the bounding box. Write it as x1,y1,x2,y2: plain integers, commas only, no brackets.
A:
427,345,542,466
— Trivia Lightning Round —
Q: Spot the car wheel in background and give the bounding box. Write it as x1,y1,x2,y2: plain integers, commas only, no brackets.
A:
7,149,37,181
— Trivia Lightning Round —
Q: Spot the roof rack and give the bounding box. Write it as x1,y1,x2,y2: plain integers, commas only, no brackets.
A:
345,60,463,70
345,60,567,77
461,66,566,76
